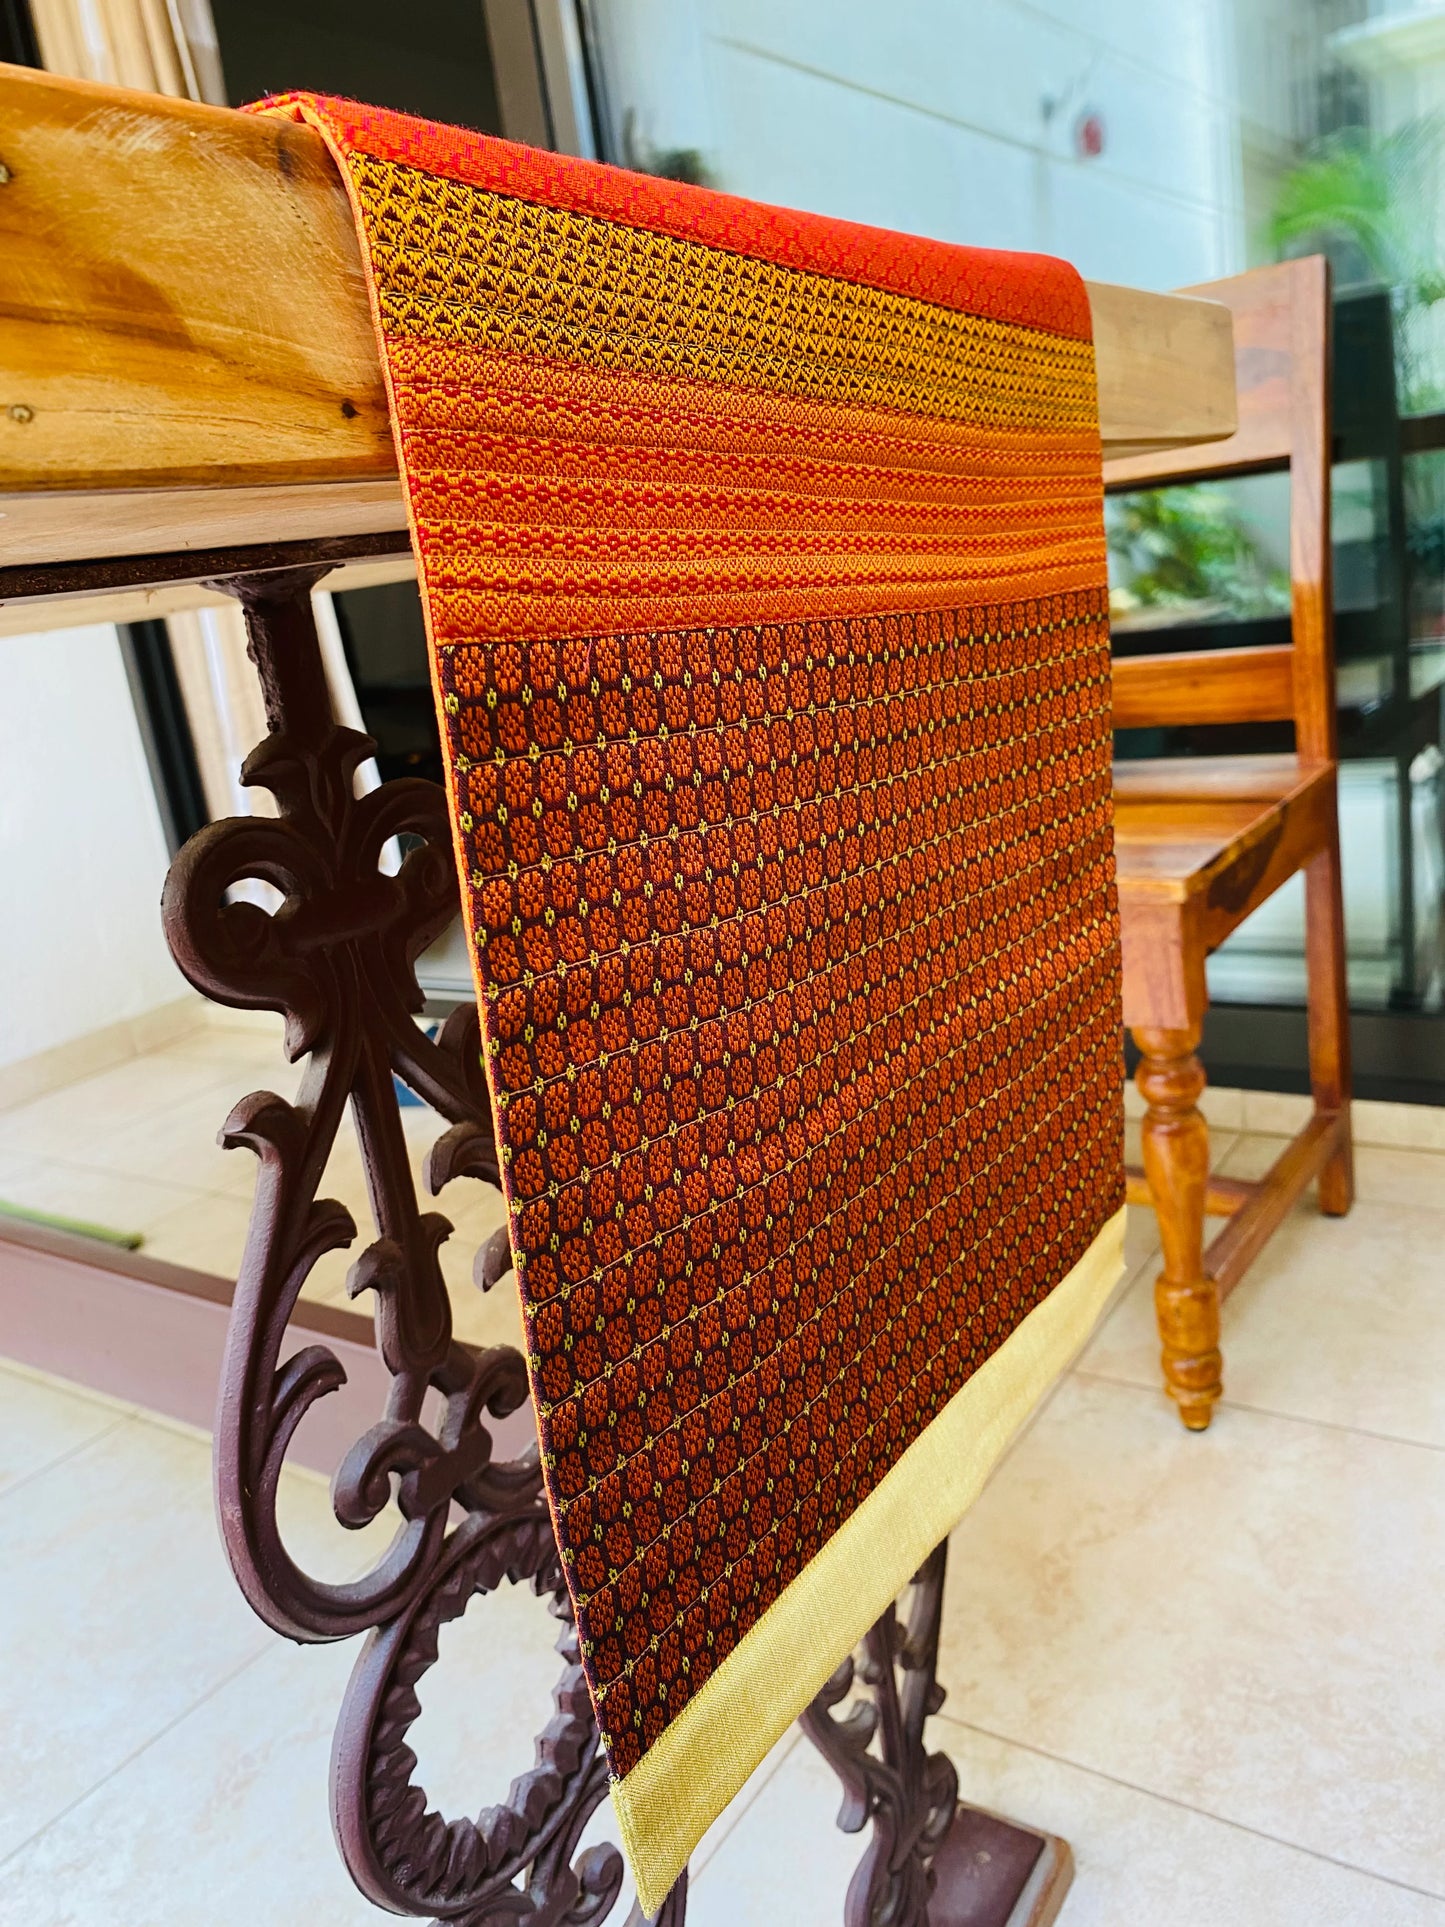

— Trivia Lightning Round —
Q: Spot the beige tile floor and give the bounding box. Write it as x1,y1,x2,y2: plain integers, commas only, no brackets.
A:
2,1024,1445,1921
0,1013,523,1355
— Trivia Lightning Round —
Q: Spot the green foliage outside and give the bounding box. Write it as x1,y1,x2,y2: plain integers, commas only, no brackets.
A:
1270,118,1445,413
1270,117,1445,602
1113,118,1445,620
1106,486,1289,624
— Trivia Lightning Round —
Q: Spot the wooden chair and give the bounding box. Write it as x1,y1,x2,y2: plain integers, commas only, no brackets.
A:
1105,256,1354,1432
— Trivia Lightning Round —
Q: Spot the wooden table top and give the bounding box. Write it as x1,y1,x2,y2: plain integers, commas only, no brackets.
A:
0,62,1239,589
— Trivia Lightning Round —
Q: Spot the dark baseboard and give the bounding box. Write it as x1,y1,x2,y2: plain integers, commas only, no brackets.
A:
1124,1004,1445,1108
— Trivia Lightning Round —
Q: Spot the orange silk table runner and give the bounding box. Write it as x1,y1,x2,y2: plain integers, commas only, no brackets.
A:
259,93,1126,1915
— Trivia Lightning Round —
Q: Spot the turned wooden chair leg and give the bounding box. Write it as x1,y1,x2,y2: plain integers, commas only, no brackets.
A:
1133,1024,1222,1432
1305,837,1354,1217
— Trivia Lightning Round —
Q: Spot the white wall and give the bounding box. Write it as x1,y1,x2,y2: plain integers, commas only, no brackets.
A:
589,0,1248,289
0,624,186,1070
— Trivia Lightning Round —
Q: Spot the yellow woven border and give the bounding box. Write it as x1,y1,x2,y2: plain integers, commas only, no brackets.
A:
614,1204,1127,1916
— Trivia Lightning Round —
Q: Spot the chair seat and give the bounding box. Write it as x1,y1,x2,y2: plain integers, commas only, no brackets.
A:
1113,754,1335,932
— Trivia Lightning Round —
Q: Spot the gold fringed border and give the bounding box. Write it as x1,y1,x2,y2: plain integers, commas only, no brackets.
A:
614,1204,1127,1916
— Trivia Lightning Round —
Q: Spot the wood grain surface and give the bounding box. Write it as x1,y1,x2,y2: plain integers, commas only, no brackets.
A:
1111,643,1295,730
0,63,1236,565
1110,258,1352,1433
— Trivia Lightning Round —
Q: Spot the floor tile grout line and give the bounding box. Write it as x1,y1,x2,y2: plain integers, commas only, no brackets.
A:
9,1062,468,1187
1071,1364,1445,1457
31,1145,234,1185
0,1636,285,1873
1068,1249,1162,1353
0,1475,394,1873
0,1414,135,1510
24,1130,452,1218
11,1149,256,1213
930,1712,1445,1903
0,1064,268,1151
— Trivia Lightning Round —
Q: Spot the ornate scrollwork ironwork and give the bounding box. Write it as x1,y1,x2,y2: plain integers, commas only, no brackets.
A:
799,1543,959,1927
160,568,682,1924
159,561,1052,1927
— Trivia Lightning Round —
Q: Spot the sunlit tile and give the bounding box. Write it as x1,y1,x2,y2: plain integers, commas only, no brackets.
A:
0,1158,205,1244
1352,1099,1445,1155
682,1729,859,1925
138,1192,255,1281
0,1510,581,1925
937,1719,1445,1927
0,1364,126,1498
1241,1090,1313,1137
938,1375,1445,1896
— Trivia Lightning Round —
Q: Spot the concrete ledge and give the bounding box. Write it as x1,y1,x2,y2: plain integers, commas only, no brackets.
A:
0,1218,536,1473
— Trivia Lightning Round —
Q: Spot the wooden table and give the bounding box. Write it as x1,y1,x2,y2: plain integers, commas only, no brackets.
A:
0,62,1236,592
0,59,1239,1927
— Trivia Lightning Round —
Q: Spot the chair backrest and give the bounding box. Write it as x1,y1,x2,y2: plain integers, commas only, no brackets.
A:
1104,256,1336,764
